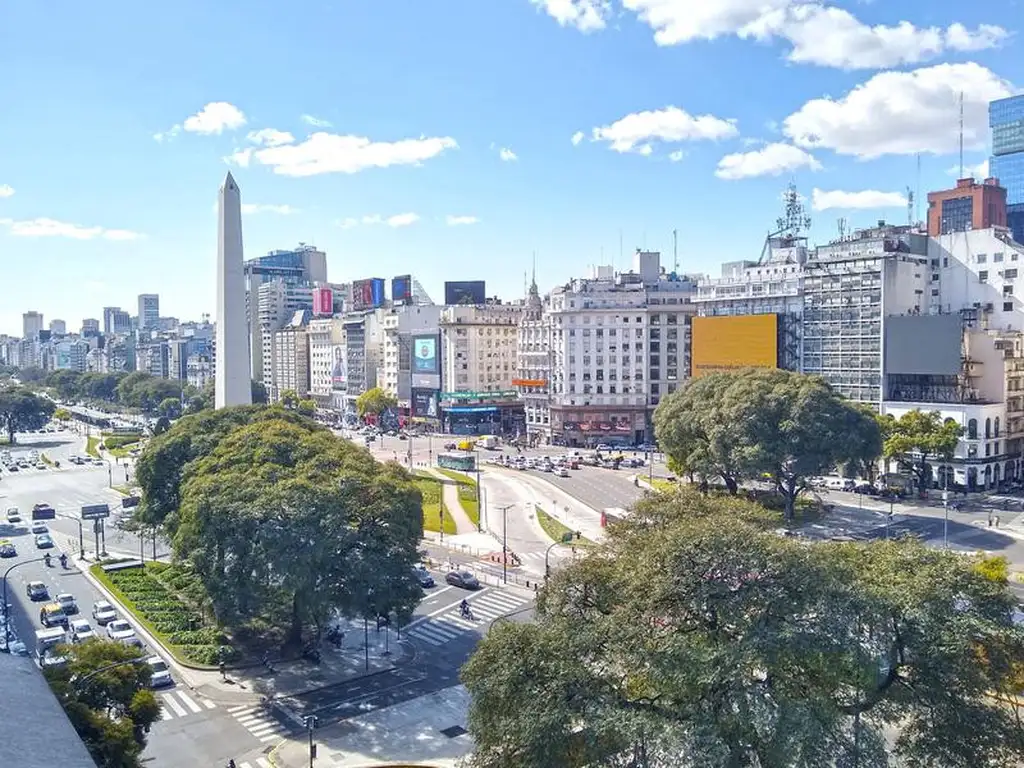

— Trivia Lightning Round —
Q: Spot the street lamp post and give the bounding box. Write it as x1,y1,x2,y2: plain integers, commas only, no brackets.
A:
496,504,515,584
942,468,950,549
55,513,85,560
475,466,482,533
887,494,895,539
2,557,48,651
303,715,319,768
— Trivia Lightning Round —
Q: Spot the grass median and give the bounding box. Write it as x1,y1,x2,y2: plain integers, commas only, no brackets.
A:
534,505,594,547
435,468,480,528
415,476,456,535
85,436,100,458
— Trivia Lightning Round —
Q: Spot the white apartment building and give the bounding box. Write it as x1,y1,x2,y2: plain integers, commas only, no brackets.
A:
85,348,107,373
186,355,212,390
271,310,311,400
307,317,346,408
340,311,384,416
440,303,522,393
517,278,553,444
545,251,697,447
257,280,313,393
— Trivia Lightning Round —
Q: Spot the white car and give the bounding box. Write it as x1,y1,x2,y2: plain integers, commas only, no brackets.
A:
5,508,21,524
91,601,118,625
146,656,173,688
30,522,49,535
56,593,78,614
557,467,570,477
69,619,96,643
106,619,141,647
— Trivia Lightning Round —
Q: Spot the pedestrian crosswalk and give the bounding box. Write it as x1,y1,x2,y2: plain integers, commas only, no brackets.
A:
236,759,272,768
227,703,288,743
158,689,217,721
406,588,531,647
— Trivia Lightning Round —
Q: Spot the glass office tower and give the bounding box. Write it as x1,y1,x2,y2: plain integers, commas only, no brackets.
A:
991,95,1024,244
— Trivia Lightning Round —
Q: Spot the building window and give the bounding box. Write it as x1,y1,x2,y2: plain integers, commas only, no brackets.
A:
968,419,978,439
1005,301,1015,311
995,252,1005,262
986,418,992,439
995,417,1001,437
1005,285,1014,295
980,271,989,282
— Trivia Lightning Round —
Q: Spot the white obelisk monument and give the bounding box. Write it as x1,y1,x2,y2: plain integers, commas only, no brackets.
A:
215,172,252,409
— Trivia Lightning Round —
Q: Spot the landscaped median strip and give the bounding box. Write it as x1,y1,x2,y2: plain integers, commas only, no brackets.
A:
534,505,593,548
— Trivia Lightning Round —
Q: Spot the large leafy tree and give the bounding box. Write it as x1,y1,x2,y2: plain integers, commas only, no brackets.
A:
0,387,55,443
47,369,83,401
463,488,1024,768
655,368,881,519
356,386,398,420
881,409,962,492
172,416,423,643
44,640,161,768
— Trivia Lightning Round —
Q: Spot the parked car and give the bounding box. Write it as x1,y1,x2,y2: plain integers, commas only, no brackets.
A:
106,619,141,647
69,619,96,643
445,570,480,590
146,656,173,688
91,600,118,625
412,565,435,588
26,581,49,601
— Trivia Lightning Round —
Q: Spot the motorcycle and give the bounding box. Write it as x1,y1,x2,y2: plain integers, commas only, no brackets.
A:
325,626,344,649
302,644,321,664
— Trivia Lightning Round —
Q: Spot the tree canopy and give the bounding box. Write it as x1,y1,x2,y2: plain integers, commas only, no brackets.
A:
135,405,423,642
0,387,55,443
44,640,161,768
462,488,1024,768
356,387,398,419
880,409,962,491
654,368,881,519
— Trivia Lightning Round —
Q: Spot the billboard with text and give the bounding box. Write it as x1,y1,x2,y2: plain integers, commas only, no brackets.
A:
690,314,778,378
412,335,439,374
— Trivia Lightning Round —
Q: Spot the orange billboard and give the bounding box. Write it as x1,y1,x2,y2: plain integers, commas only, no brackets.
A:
690,314,779,378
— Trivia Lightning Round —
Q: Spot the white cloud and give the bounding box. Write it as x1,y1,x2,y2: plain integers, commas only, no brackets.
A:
811,188,908,211
571,131,585,146
182,102,247,135
224,148,254,168
300,114,333,128
0,184,13,198
715,142,821,179
153,126,181,142
592,106,738,154
668,150,685,162
246,128,295,147
446,215,479,226
248,132,458,177
783,62,1014,159
530,0,610,32
499,147,518,162
614,1,1008,69
338,213,420,229
948,159,990,179
0,217,143,241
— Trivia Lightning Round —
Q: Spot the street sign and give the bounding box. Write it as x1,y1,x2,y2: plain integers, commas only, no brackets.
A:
81,504,110,520
560,532,574,543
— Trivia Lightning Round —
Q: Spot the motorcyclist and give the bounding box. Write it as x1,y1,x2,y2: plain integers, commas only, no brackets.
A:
43,553,51,567
59,553,68,568
460,599,470,618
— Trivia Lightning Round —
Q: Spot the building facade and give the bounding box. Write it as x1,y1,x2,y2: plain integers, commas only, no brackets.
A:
103,307,131,335
927,177,1007,236
271,310,312,400
516,276,553,444
22,311,42,340
991,95,1024,245
257,279,313,394
137,294,160,330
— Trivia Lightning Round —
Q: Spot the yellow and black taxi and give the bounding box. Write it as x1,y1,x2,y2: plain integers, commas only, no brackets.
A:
0,539,15,558
40,602,69,629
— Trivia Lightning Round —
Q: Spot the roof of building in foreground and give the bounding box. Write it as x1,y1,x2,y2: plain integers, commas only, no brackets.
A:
0,653,97,768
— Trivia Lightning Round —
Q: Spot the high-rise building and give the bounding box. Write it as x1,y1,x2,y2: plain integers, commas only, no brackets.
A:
81,318,100,336
103,307,131,335
137,294,160,330
22,311,43,340
49,320,66,336
257,280,314,394
926,177,1007,236
216,172,253,408
990,95,1024,244
271,310,312,401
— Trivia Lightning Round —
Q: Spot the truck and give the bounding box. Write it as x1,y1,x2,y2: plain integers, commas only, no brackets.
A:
34,627,69,669
478,436,499,450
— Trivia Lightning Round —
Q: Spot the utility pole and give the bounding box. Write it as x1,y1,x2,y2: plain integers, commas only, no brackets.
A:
672,228,678,273
303,715,318,767
495,504,516,584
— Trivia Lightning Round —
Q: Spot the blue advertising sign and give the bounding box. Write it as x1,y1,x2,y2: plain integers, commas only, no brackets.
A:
371,278,385,308
413,335,439,374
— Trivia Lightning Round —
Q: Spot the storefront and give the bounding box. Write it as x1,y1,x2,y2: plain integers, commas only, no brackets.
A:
550,407,647,448
440,391,525,437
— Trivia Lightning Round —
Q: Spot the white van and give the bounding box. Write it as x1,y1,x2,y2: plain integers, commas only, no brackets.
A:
825,476,856,492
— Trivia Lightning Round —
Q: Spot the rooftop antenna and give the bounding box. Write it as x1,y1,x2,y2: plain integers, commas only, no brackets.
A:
777,182,811,238
915,153,921,224
672,228,679,272
959,91,965,180
837,217,848,240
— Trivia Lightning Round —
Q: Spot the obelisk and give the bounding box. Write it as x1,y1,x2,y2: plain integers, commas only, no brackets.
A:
215,172,252,409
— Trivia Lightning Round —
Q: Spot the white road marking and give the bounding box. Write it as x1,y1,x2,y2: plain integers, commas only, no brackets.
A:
177,690,203,714
161,693,187,718
227,704,251,714
202,698,216,709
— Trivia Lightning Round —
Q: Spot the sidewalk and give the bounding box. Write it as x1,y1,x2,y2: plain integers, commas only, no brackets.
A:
419,467,476,535
75,553,411,711
270,685,473,768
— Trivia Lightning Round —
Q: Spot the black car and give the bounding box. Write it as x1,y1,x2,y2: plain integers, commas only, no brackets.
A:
445,570,480,590
412,566,435,588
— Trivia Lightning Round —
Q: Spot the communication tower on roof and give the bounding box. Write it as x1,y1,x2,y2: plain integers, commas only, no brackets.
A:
759,182,811,263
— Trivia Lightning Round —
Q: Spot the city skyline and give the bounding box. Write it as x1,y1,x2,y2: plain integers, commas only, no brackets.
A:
0,0,1019,337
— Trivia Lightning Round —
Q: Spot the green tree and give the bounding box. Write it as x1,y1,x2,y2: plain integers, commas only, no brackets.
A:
16,365,47,384
79,372,123,402
53,407,72,423
881,409,962,493
43,639,161,768
655,369,881,519
355,386,398,420
0,387,56,443
152,416,171,435
251,380,268,404
297,398,317,416
173,415,423,642
279,388,299,409
463,488,1024,768
157,397,181,419
46,369,83,401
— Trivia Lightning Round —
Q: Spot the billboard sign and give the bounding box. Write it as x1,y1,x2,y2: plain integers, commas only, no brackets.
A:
370,278,386,308
412,335,439,374
411,388,440,418
392,275,412,305
690,314,779,379
444,280,486,306
81,504,111,520
331,344,347,390
351,279,374,311
312,286,334,317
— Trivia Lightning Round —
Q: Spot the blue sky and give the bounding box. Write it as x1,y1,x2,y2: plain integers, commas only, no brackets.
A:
1,0,1021,335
